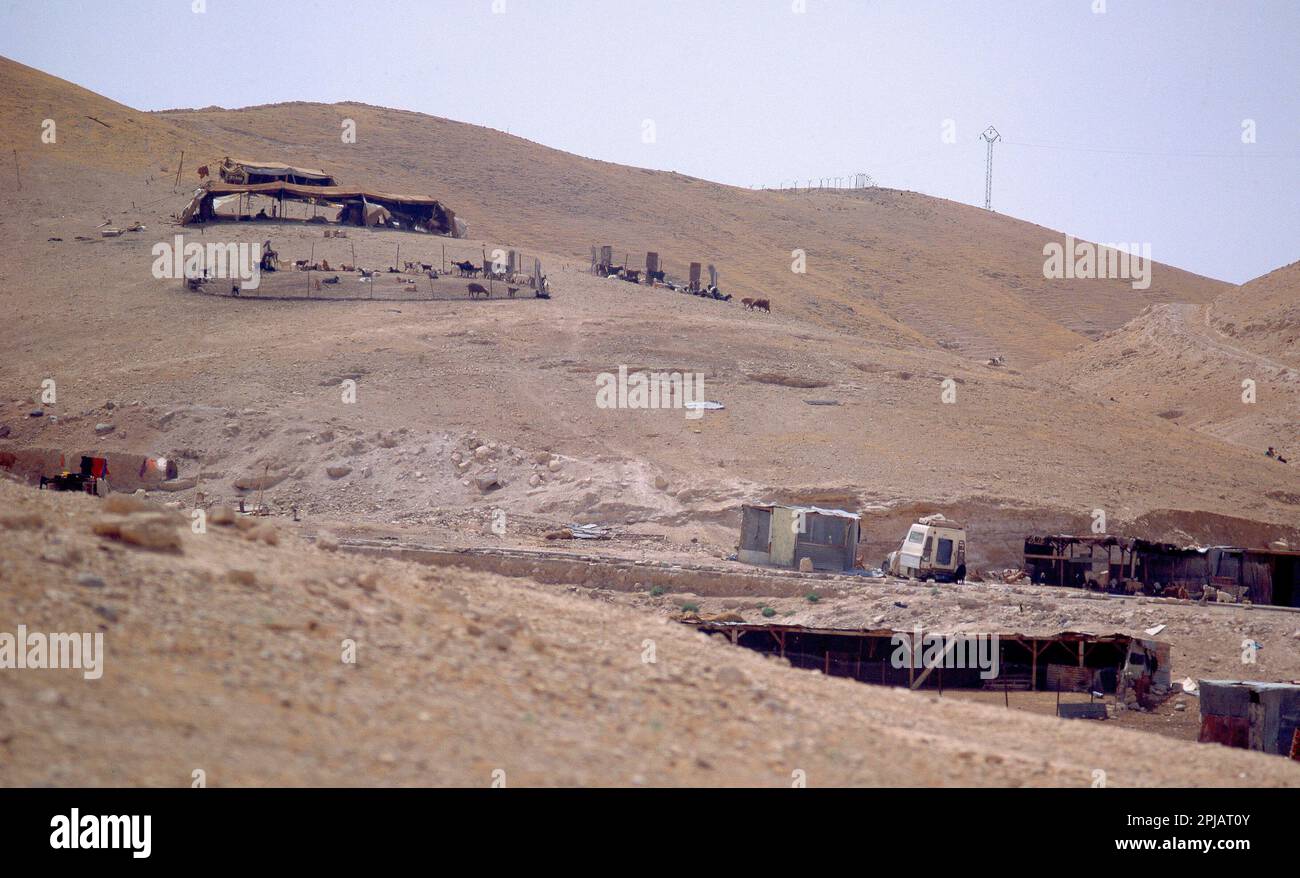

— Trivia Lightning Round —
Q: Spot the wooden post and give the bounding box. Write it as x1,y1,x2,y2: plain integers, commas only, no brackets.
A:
11,150,20,190
441,243,446,272
1031,639,1039,691
173,150,184,191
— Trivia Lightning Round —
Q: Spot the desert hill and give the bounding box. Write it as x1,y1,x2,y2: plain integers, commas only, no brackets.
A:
1,53,1297,562
2,55,1227,365
1040,261,1299,459
1212,260,1300,370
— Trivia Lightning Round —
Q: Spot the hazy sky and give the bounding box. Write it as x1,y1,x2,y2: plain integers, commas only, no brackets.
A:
3,0,1297,283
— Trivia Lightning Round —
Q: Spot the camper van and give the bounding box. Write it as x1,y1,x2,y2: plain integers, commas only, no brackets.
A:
885,519,967,582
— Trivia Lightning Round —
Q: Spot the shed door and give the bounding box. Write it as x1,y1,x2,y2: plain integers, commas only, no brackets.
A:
741,507,772,552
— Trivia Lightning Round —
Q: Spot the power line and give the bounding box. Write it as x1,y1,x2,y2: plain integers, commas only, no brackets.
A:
1003,140,1300,159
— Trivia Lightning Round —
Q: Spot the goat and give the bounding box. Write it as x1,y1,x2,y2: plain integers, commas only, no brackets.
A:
467,282,490,299
741,297,754,309
507,286,519,298
751,298,771,313
453,260,480,277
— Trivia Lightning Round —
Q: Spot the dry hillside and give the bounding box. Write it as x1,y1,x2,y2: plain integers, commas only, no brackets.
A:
2,54,1296,559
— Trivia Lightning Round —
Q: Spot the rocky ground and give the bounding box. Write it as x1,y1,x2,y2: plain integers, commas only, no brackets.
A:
2,478,1298,788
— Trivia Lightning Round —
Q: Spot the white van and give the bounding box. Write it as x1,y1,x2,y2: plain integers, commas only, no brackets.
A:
886,519,967,582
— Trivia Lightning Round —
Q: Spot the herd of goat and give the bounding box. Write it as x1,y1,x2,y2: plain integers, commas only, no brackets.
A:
596,264,772,312
279,254,767,309
282,256,549,300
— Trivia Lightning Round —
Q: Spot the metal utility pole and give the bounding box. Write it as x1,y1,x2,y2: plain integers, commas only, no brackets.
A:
980,125,1001,211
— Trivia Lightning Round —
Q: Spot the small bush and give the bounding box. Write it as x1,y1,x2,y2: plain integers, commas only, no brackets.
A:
680,602,700,613
650,586,665,597
761,607,776,618
805,592,821,603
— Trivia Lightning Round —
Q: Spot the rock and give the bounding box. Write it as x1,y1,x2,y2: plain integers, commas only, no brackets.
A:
155,478,197,492
94,422,115,435
325,465,353,479
1174,702,1187,712
528,474,541,488
474,445,491,461
798,557,814,573
547,459,562,472
0,425,9,438
316,534,339,552
209,506,236,526
474,472,502,493
227,569,257,586
654,475,669,490
246,523,279,545
117,519,182,551
103,494,158,515
76,573,105,589
232,469,288,491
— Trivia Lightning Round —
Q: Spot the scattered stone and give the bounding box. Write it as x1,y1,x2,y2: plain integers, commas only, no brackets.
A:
76,573,106,589
325,465,353,479
94,422,115,435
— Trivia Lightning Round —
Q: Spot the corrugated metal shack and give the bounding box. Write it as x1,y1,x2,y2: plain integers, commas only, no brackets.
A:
738,504,860,572
1198,680,1300,757
1023,534,1300,606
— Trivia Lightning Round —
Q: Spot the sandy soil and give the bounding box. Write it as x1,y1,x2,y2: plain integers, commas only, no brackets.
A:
1,55,1299,787
2,480,1297,788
